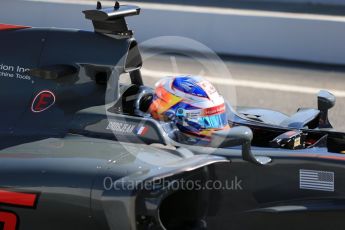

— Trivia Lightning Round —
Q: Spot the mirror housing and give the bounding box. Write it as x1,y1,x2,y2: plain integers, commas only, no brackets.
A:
211,126,270,165
318,90,335,112
317,90,335,128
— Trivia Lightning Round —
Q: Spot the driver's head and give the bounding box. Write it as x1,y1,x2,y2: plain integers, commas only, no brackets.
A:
149,75,230,139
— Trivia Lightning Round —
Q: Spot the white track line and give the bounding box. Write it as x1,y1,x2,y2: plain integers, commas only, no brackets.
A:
25,0,345,22
141,69,345,98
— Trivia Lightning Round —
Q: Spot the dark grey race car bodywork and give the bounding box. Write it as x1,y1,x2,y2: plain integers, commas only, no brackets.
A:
0,136,228,230
1,3,345,230
0,4,230,230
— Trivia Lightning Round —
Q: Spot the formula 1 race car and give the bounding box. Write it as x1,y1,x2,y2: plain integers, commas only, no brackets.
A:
1,2,345,230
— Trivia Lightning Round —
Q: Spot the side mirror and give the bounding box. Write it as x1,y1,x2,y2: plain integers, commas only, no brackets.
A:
318,90,335,111
211,126,271,165
317,90,335,128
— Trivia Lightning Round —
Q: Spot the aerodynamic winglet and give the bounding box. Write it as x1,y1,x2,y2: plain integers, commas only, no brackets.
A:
83,4,140,21
83,2,140,36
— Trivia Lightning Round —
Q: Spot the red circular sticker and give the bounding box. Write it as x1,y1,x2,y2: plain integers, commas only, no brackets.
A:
31,90,56,113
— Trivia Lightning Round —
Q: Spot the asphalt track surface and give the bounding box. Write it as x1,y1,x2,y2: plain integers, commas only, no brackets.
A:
23,0,345,16
136,52,345,131
122,0,345,16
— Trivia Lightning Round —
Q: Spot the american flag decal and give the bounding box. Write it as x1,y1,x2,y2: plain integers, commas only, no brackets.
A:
299,169,334,192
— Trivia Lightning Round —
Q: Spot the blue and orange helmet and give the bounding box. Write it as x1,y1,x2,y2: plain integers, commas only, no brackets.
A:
149,75,230,139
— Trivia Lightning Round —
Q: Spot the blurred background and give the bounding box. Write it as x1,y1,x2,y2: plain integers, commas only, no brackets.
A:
1,0,345,130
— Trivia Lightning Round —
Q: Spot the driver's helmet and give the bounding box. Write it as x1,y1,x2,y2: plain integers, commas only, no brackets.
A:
149,75,230,139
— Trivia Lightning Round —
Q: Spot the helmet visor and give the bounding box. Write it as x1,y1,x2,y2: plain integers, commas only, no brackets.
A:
183,112,228,130
196,112,228,129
